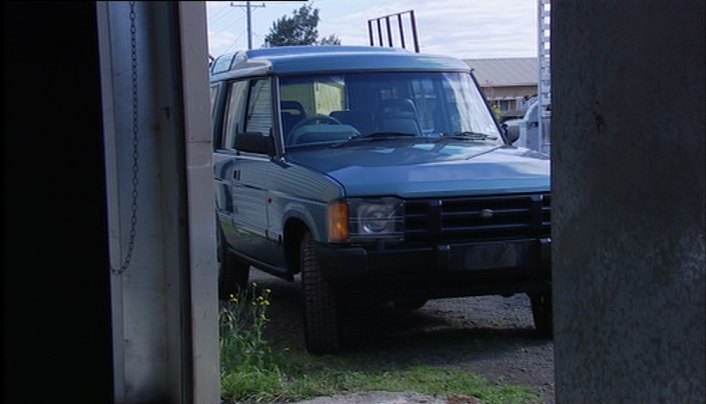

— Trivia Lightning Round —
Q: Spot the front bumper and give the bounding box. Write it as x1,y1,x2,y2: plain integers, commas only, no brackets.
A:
315,237,551,300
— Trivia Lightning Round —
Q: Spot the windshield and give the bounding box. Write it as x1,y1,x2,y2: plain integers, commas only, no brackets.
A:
279,71,502,149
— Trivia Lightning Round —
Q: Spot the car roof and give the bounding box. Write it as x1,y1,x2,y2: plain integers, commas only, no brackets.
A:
210,45,471,80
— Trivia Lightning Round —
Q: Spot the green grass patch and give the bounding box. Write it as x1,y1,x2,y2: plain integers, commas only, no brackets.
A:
219,285,542,404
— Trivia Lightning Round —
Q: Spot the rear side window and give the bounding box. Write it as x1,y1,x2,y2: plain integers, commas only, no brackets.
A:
244,79,273,135
222,80,249,150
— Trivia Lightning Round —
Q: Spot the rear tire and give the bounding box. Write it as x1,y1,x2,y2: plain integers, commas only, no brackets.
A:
218,229,250,301
301,232,340,355
529,292,553,338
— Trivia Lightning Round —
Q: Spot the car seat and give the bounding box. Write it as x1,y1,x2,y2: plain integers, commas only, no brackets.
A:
376,98,423,136
281,100,306,139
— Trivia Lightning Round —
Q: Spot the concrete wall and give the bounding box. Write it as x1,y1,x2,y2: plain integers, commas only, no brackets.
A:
553,1,705,403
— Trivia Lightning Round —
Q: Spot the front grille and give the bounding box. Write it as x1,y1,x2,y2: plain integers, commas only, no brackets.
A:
404,193,550,242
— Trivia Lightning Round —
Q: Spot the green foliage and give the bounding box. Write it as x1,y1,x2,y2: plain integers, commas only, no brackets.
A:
318,34,341,46
218,285,541,404
219,283,276,374
264,4,341,47
220,337,540,403
266,351,541,404
219,283,286,402
491,103,504,122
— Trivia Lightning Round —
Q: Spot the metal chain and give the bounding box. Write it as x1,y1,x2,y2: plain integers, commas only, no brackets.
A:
112,1,140,275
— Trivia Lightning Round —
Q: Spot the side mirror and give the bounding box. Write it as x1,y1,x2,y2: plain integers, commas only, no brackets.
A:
502,123,520,144
234,132,274,155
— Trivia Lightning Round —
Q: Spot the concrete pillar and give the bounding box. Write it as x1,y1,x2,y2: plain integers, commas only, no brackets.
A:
98,2,218,402
553,1,705,403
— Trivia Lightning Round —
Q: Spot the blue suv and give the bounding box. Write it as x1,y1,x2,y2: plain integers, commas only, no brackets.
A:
210,46,552,354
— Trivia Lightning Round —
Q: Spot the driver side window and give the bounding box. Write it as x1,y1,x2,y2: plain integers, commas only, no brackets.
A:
223,78,273,152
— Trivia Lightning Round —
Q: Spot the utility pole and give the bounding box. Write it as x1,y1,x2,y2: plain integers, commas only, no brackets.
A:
230,1,265,50
538,0,551,154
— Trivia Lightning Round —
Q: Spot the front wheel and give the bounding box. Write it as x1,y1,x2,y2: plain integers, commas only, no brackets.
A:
301,232,340,355
529,292,553,338
218,229,250,301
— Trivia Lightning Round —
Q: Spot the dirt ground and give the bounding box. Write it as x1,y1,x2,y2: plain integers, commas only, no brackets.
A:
250,270,555,404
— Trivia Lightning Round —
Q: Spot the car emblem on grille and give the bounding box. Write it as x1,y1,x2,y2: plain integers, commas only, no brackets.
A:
480,208,494,219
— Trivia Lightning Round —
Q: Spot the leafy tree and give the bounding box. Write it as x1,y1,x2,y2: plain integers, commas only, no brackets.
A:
264,4,341,47
318,34,341,46
491,103,504,122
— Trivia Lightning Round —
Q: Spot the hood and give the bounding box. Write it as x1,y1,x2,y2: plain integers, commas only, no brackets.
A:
285,141,550,198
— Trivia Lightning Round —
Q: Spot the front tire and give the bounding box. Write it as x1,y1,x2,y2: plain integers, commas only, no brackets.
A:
301,232,340,355
218,229,250,301
529,292,553,338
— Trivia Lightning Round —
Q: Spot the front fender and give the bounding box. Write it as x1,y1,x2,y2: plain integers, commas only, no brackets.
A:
282,202,325,242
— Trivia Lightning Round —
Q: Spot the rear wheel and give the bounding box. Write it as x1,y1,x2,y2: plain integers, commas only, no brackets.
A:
301,232,340,355
218,229,250,301
529,292,553,338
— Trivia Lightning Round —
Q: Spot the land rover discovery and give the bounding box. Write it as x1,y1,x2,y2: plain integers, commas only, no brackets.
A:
209,46,552,355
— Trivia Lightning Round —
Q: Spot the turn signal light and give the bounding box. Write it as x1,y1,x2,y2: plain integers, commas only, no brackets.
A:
328,201,349,242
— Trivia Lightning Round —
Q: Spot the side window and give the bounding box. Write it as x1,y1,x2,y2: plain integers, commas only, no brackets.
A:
222,80,249,150
244,79,273,135
210,83,222,149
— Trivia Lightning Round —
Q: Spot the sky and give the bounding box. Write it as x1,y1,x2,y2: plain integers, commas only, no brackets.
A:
207,0,539,60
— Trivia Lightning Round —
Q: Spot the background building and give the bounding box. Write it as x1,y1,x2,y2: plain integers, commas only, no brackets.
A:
465,57,538,121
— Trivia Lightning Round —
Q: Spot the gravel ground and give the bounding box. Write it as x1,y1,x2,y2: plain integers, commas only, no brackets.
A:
250,270,555,404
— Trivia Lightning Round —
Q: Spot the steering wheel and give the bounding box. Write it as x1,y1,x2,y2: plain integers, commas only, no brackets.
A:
289,114,344,145
291,114,342,132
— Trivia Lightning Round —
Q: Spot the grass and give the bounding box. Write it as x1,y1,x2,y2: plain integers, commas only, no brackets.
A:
219,284,543,404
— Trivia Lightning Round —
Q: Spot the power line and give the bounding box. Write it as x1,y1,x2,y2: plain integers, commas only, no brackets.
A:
208,4,230,23
223,29,248,54
221,14,247,34
210,6,237,26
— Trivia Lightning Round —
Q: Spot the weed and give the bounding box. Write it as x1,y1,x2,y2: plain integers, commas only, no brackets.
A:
219,282,282,399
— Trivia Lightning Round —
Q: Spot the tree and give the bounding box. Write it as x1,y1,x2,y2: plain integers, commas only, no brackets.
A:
264,4,341,47
491,103,504,122
318,34,341,46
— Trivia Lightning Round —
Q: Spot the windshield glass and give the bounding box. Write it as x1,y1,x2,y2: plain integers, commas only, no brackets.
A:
279,72,502,149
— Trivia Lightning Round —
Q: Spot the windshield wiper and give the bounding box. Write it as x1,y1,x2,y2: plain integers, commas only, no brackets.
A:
438,132,498,142
331,132,417,148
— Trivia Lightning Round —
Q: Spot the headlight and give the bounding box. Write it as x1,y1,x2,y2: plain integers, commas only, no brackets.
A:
328,197,405,242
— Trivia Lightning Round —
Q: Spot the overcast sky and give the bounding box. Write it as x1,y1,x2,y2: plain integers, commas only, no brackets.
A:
207,0,539,60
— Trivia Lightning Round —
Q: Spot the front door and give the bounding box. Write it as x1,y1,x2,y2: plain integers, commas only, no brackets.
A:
215,77,273,262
